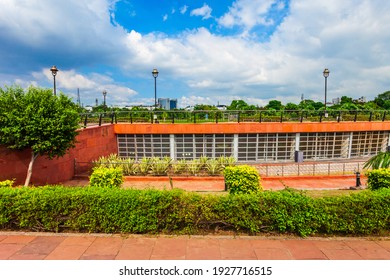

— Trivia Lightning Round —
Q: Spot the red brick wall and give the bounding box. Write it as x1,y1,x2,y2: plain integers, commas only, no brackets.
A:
0,124,117,185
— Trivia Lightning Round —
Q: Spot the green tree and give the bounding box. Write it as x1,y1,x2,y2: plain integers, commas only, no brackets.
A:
227,100,250,110
340,96,353,104
265,100,283,111
0,86,80,186
285,102,299,111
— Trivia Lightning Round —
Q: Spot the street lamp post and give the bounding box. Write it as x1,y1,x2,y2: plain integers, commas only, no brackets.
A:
323,68,330,117
50,66,59,96
102,90,107,110
152,68,159,108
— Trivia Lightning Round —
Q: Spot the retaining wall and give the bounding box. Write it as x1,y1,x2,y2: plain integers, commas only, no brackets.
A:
0,124,117,185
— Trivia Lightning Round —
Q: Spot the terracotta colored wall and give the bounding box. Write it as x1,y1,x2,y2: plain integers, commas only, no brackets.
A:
114,121,390,134
0,124,117,185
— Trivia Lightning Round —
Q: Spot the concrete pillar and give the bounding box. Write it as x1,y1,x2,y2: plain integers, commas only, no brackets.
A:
170,134,175,160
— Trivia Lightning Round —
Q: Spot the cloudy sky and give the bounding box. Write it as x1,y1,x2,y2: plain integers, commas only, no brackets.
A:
1,0,389,108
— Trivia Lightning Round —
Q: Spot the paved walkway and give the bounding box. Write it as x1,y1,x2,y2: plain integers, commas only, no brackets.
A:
0,232,389,260
65,175,367,191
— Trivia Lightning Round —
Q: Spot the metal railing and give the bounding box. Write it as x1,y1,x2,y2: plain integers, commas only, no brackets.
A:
74,159,369,178
79,109,390,128
256,161,368,177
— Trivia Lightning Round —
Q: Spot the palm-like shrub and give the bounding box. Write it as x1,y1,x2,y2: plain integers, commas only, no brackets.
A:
364,152,390,170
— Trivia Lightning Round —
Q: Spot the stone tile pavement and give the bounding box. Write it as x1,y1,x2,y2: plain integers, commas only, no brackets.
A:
0,232,389,260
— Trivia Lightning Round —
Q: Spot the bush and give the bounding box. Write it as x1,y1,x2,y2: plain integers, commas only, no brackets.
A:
0,187,389,236
0,180,14,188
224,165,262,194
89,167,123,188
366,168,390,190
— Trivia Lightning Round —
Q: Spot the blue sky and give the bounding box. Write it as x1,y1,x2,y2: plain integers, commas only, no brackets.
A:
0,0,389,108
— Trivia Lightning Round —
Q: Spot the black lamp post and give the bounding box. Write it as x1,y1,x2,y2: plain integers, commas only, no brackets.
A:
323,68,330,117
102,90,107,110
152,68,159,108
50,65,59,96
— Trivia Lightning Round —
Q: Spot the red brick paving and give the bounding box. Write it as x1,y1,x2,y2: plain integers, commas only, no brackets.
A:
0,232,388,260
65,175,366,191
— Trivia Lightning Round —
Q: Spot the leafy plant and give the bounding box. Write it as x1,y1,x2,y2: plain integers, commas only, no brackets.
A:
364,152,390,169
150,157,171,176
0,86,80,186
173,159,187,174
89,166,123,188
224,165,262,194
121,158,138,175
188,160,202,176
218,156,236,168
0,179,14,188
1,186,389,236
205,159,222,175
199,156,209,168
137,158,151,175
366,168,390,190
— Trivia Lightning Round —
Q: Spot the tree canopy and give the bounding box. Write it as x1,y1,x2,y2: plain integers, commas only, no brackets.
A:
0,86,80,186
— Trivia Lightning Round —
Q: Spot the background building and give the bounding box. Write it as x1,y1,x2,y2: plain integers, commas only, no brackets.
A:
158,98,177,110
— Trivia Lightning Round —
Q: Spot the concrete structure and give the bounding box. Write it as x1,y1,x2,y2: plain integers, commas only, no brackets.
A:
158,98,177,110
1,120,390,185
115,122,390,162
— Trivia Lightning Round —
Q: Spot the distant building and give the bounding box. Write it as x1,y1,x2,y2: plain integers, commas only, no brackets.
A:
332,98,340,105
216,104,227,110
355,96,366,103
158,98,177,110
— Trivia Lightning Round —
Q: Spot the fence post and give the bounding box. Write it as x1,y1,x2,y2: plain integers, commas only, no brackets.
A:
130,112,133,124
369,111,373,122
354,111,358,122
259,111,262,123
238,112,240,123
98,114,102,126
280,111,283,123
84,115,88,128
383,111,386,122
338,111,341,122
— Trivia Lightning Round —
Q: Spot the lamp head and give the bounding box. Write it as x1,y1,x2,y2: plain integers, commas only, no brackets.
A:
323,68,330,78
50,65,58,76
152,68,159,78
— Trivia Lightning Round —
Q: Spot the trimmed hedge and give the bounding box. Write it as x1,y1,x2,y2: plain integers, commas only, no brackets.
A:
366,168,390,190
224,165,262,194
89,167,123,188
0,186,389,236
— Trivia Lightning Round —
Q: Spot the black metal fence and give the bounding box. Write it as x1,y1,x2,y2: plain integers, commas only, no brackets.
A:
79,110,390,128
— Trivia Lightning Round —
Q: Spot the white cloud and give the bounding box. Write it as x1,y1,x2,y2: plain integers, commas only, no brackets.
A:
163,14,168,21
31,68,138,106
180,5,188,14
2,0,390,108
218,0,276,30
190,3,212,20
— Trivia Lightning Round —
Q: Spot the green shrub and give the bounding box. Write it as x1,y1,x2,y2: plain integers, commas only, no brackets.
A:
0,187,389,236
206,159,222,175
173,159,187,174
89,166,123,188
188,160,202,176
224,165,262,194
366,168,390,190
0,180,14,188
150,157,171,176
